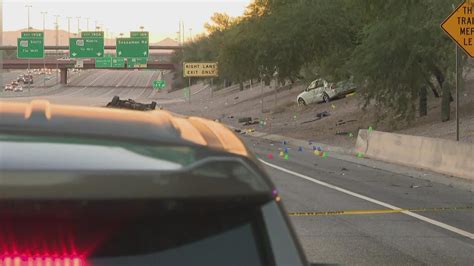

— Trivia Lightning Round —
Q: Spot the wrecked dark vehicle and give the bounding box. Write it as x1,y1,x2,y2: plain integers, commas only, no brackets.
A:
106,96,157,111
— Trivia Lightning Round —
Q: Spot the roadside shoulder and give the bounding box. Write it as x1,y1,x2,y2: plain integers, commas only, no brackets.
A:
234,127,473,192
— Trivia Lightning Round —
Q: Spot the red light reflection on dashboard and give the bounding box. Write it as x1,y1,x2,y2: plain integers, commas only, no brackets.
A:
0,256,84,266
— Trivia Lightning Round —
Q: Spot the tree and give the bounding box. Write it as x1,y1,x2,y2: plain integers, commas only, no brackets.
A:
204,13,237,34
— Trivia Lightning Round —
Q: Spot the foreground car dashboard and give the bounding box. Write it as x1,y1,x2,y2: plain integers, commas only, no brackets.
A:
0,100,309,266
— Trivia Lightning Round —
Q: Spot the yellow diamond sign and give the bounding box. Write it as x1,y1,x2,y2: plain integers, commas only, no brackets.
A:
441,0,474,57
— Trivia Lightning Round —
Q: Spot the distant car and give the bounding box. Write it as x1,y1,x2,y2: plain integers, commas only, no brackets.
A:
11,81,19,87
297,78,356,105
13,85,23,92
17,75,25,82
45,76,52,80
24,75,34,84
4,84,13,91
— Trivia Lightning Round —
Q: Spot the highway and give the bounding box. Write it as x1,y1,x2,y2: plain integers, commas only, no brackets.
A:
1,69,473,265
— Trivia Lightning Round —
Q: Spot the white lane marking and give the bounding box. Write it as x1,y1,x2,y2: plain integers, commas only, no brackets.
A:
259,159,474,240
115,71,133,88
60,71,109,97
145,71,156,88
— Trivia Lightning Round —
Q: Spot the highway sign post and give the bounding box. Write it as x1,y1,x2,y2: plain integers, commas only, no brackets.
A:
81,31,104,38
183,62,218,77
441,1,474,57
17,38,44,58
69,37,104,58
95,57,111,68
130,31,149,39
152,80,165,89
117,38,149,58
183,62,219,103
127,57,147,68
111,57,125,68
17,31,44,59
441,0,474,141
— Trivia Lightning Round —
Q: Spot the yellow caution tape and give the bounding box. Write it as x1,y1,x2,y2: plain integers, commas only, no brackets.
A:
288,206,473,217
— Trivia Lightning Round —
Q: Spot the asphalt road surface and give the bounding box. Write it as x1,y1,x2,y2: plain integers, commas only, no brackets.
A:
1,69,473,265
244,137,473,265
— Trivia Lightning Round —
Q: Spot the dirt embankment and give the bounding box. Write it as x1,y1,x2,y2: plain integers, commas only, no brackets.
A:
162,77,474,150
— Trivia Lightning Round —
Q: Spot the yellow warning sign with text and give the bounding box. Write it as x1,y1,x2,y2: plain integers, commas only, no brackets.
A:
441,0,474,57
183,62,219,77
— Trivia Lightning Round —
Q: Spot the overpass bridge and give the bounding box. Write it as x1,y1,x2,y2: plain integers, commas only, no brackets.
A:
0,45,179,85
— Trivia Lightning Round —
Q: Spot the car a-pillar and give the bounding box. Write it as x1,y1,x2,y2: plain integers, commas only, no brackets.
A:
59,67,68,85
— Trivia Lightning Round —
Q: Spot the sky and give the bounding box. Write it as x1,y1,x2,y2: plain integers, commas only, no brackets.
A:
3,0,251,42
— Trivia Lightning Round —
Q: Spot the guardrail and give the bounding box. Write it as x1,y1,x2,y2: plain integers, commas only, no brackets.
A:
355,130,474,180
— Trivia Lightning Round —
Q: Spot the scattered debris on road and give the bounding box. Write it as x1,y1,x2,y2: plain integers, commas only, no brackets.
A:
238,117,252,123
106,96,157,111
316,111,331,118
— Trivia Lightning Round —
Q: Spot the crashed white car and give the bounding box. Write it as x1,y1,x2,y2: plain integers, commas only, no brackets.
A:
297,78,356,105
13,85,23,92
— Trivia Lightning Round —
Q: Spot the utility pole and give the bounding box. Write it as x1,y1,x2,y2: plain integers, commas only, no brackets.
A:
41,11,47,87
189,28,192,42
25,4,32,30
86,17,90,31
76,16,81,34
67,16,72,38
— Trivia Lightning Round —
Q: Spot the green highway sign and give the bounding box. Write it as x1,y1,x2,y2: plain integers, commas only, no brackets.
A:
17,38,44,59
95,57,111,68
152,80,165,89
81,31,104,38
117,38,149,58
69,37,104,58
127,57,147,68
111,57,125,68
130,31,149,39
21,31,44,39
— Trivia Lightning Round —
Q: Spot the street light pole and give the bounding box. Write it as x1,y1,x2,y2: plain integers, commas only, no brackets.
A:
86,17,90,31
54,15,60,47
41,11,47,88
189,28,192,42
25,4,32,30
66,16,72,38
76,16,81,34
40,11,47,31
54,15,60,81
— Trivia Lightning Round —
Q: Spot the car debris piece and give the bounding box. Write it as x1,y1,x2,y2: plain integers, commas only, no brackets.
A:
238,117,252,123
106,96,157,111
316,111,330,118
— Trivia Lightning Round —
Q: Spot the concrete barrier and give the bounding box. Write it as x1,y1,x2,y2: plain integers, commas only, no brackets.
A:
355,130,474,180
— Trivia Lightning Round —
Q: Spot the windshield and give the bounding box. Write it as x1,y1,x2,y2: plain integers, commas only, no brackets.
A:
1,1,473,266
